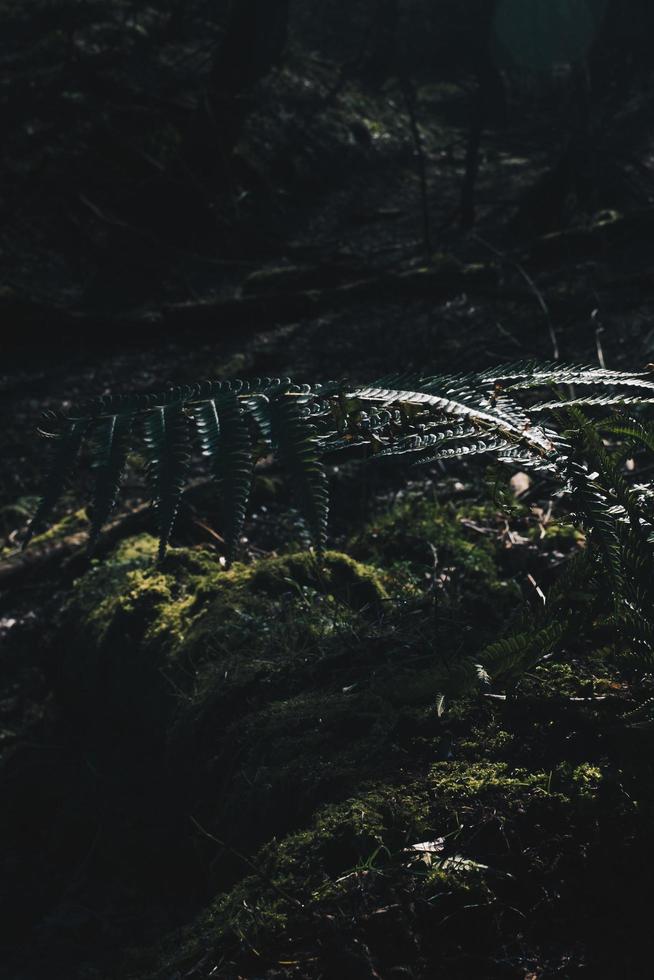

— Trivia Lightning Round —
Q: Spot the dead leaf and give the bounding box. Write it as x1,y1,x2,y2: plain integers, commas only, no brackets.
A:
510,471,531,496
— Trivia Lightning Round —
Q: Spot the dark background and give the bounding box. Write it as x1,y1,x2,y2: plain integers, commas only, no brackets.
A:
2,3,654,978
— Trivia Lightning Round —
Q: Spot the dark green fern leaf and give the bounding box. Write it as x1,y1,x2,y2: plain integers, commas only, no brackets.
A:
270,394,329,553
350,381,556,459
567,462,623,586
480,621,565,680
571,408,645,536
194,390,253,561
143,395,192,561
603,416,654,457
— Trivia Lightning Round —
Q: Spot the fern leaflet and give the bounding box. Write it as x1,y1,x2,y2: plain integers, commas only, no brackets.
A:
143,396,192,561
269,393,329,553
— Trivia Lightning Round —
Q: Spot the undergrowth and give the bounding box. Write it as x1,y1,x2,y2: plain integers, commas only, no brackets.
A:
24,362,654,715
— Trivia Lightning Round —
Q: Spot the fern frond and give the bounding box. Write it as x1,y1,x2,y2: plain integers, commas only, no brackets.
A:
269,393,329,553
603,416,654,456
480,621,565,680
507,372,654,392
566,461,624,592
349,381,556,458
570,408,645,535
26,363,654,565
194,389,253,562
143,392,192,561
532,394,654,412
622,695,654,729
374,424,489,459
480,361,651,387
412,435,516,465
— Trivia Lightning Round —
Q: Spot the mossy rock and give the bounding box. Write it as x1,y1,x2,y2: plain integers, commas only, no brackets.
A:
55,534,420,876
134,759,605,980
349,496,521,644
57,535,388,744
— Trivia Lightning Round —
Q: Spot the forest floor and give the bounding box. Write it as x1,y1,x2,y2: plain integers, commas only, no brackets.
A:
2,58,654,979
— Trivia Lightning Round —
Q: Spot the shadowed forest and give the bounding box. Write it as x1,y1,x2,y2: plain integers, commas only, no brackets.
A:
2,1,654,978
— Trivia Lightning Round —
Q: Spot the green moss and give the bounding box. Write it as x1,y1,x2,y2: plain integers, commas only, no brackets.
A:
459,720,516,759
249,550,387,606
137,755,604,979
532,661,590,696
560,762,603,800
350,496,500,580
27,506,89,547
429,760,550,805
67,536,385,644
349,495,521,651
527,521,585,549
59,535,388,741
51,506,613,980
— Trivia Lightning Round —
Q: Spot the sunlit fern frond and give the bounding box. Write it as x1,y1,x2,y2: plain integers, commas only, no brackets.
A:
479,361,652,387
24,364,654,564
532,393,654,412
